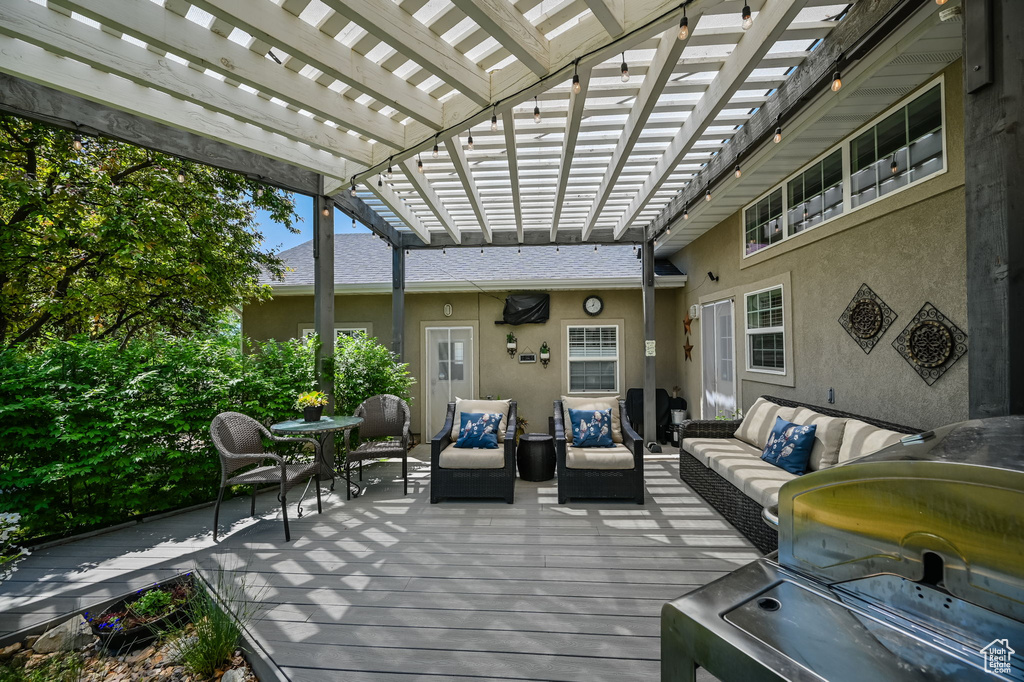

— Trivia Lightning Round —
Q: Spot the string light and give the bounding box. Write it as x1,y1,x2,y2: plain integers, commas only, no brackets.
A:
352,216,356,229
572,60,581,94
256,188,264,198
417,155,424,174
683,205,689,220
177,172,185,183
72,134,83,152
350,177,357,196
534,96,541,123
322,204,331,217
741,4,753,30
774,118,783,144
518,246,521,255
481,247,484,254
594,244,598,252
705,185,711,202
556,245,560,253
386,157,393,180
378,174,383,187
734,165,742,179
891,155,899,175
632,243,637,254
666,225,672,235
442,246,446,255
831,69,843,92
620,53,629,82
678,7,689,40
491,107,498,132
935,0,948,4
467,129,474,151
432,135,439,158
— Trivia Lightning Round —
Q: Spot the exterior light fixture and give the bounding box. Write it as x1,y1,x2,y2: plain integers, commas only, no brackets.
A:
734,165,742,179
417,155,424,174
72,134,83,152
432,136,439,158
620,53,630,82
491,107,498,132
678,7,689,40
386,157,393,180
741,5,753,30
467,129,474,151
831,69,843,92
534,96,541,123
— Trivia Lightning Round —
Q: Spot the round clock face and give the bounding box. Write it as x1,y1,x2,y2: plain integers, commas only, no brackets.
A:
584,295,603,316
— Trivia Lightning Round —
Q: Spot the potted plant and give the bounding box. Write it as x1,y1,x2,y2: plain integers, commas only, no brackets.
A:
506,332,517,358
87,574,194,650
539,342,550,368
296,390,329,422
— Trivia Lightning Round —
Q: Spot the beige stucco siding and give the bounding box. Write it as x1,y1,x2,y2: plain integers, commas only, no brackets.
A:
670,61,967,430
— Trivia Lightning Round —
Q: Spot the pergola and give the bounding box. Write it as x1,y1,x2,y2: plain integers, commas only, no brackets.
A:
1,0,1020,425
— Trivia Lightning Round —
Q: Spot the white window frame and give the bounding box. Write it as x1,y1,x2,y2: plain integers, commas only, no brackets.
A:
566,324,620,394
744,285,786,375
298,326,369,341
741,75,946,259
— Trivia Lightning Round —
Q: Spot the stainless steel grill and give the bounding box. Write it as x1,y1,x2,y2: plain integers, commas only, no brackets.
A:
662,416,1024,681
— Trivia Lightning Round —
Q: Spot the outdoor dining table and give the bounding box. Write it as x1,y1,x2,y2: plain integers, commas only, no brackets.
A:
270,415,363,514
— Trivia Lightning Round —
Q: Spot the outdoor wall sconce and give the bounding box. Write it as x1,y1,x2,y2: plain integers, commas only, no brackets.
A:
506,332,517,358
708,271,720,282
539,342,551,368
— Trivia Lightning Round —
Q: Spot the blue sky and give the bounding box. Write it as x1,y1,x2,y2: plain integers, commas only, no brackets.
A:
255,193,371,254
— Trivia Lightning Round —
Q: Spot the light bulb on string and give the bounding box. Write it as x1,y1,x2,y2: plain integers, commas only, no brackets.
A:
678,8,689,40
417,155,424,174
442,246,446,255
378,174,383,187
72,135,83,152
734,165,742,179
666,225,671,236
534,96,541,124
350,179,357,197
572,60,582,94
741,5,753,30
594,244,598,252
177,172,186,183
683,205,689,220
556,245,560,253
632,243,637,254
891,155,899,175
705,186,711,202
935,0,948,4
831,70,842,92
491,107,498,132
467,129,474,151
620,53,629,82
774,123,783,144
256,188,264,198
322,204,331,217
352,217,356,229
386,157,393,180
432,136,439,158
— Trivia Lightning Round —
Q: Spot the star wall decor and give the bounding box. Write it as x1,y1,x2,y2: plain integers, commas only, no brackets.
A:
838,283,897,354
892,303,967,386
683,337,693,361
683,312,693,335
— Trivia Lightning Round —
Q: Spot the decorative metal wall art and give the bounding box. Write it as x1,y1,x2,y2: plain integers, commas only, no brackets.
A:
683,337,693,361
892,303,967,385
838,284,897,354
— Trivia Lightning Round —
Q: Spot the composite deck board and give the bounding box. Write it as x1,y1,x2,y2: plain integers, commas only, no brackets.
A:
0,457,747,680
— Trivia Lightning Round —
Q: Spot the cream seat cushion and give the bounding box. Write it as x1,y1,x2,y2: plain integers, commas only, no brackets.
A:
838,419,906,463
704,449,798,509
790,408,847,471
561,395,623,444
682,437,762,467
733,398,799,450
438,443,504,469
566,444,634,470
450,398,511,442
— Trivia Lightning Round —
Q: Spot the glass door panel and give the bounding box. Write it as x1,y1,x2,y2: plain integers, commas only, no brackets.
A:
425,327,474,437
701,300,737,419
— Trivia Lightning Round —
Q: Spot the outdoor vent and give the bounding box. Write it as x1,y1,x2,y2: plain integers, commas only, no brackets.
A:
889,50,962,65
499,293,550,325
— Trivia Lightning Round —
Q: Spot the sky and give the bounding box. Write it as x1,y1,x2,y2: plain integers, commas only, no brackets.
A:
254,193,371,254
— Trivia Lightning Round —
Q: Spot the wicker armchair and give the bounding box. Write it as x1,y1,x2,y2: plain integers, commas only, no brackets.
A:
554,400,645,505
343,394,411,500
430,401,517,503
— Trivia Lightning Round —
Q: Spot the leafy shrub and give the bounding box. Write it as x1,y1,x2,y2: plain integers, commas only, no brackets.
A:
0,652,83,682
0,512,28,580
331,332,415,417
129,588,173,619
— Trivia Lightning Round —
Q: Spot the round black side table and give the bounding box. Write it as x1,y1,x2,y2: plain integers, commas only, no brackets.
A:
517,433,555,482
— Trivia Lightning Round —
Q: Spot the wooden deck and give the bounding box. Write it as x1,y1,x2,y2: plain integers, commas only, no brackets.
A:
0,448,757,680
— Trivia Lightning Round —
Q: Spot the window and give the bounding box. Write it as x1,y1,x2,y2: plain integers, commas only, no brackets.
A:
788,148,843,233
299,326,368,341
742,79,945,258
745,287,785,373
850,85,942,208
568,326,618,392
744,188,783,256
438,340,465,381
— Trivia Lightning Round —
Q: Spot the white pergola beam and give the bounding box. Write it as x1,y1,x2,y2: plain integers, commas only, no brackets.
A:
501,106,525,242
49,0,408,148
582,21,701,240
445,135,493,242
550,64,591,241
0,37,351,182
452,0,550,77
400,160,462,243
189,0,442,128
584,0,625,36
613,0,809,239
321,0,491,107
0,1,373,166
364,179,433,244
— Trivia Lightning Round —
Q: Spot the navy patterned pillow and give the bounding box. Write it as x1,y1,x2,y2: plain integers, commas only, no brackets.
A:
761,416,817,475
569,408,614,448
455,412,502,449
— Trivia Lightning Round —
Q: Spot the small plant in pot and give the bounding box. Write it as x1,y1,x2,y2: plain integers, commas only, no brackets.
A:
87,574,194,651
296,390,329,422
506,332,517,358
539,342,550,368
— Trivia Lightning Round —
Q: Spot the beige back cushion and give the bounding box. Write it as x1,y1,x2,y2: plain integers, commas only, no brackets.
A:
790,408,847,471
561,395,622,444
734,398,798,450
838,419,905,463
451,398,511,442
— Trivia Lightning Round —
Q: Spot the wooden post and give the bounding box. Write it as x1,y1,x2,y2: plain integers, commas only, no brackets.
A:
964,0,1024,417
392,244,405,362
313,186,336,467
642,239,660,453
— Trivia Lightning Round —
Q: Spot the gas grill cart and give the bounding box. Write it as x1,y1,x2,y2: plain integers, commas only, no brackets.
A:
661,416,1024,682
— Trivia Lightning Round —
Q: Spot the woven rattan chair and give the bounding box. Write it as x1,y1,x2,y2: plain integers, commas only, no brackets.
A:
210,411,322,542
430,401,517,504
343,395,411,500
554,400,645,505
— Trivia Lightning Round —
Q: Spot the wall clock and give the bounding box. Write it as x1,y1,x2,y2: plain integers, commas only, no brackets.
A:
583,295,603,316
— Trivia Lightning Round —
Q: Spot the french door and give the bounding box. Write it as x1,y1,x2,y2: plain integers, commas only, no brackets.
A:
425,327,474,438
700,300,737,419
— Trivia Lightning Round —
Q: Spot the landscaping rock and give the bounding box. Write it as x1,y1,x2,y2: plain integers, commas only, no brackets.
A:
221,667,246,682
159,635,196,666
33,615,93,653
0,642,21,660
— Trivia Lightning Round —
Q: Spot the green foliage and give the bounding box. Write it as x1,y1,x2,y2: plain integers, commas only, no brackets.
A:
129,588,173,619
0,332,319,539
331,332,415,417
0,652,83,682
0,114,297,349
1,513,28,581
295,390,328,409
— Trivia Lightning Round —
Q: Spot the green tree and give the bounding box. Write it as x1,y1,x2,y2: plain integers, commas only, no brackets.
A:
0,115,297,348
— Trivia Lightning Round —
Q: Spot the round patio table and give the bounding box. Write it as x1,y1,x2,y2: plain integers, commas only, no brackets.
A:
271,415,363,513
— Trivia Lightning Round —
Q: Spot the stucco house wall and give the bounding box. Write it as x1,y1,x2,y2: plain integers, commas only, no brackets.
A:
670,61,967,430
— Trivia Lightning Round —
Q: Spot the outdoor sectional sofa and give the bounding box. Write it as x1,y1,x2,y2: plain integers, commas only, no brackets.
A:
679,395,919,553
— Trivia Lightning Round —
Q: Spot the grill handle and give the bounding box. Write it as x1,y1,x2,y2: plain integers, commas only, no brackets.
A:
762,505,779,529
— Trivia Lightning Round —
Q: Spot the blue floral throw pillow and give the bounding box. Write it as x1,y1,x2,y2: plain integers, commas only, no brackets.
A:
761,416,817,475
455,412,502,449
569,408,614,448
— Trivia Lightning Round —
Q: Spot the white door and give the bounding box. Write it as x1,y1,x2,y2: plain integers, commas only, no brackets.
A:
701,300,737,419
425,327,474,438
